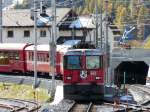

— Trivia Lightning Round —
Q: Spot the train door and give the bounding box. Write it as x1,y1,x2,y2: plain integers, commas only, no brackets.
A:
9,50,24,72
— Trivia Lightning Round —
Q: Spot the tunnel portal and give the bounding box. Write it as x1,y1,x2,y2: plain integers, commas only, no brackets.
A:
115,61,148,85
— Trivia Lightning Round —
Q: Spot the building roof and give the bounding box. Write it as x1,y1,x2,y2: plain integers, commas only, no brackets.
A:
3,8,71,27
69,16,95,29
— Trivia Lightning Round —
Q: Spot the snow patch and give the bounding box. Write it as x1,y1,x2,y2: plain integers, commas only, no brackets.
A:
50,85,63,105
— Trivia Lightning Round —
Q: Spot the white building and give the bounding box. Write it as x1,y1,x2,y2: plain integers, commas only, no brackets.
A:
58,16,95,44
2,8,96,44
2,8,71,44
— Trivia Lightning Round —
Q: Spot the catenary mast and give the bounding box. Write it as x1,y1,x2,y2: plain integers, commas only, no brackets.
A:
50,0,56,96
0,0,2,43
33,0,38,89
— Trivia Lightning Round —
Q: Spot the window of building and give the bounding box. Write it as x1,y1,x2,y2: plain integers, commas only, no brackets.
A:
24,30,30,37
7,31,14,38
40,30,46,37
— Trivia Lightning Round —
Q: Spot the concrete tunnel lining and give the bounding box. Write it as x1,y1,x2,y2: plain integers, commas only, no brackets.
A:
114,61,148,85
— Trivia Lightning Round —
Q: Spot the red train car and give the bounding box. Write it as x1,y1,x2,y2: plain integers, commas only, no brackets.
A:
63,48,105,100
25,44,71,76
25,45,50,74
0,43,31,73
0,43,71,77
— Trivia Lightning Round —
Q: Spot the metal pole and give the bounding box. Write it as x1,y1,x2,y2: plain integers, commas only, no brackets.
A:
100,0,103,48
40,0,43,14
95,0,98,47
72,0,75,41
105,0,109,85
50,0,56,96
0,0,2,43
33,0,38,89
123,72,126,92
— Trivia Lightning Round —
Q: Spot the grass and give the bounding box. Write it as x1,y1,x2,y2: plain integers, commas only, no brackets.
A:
0,83,51,103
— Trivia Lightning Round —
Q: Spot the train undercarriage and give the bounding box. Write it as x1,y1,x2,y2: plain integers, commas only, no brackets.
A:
63,84,104,101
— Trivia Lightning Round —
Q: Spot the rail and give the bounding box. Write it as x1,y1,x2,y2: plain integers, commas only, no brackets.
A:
48,99,150,112
0,98,40,112
86,102,93,112
67,102,76,112
68,102,93,112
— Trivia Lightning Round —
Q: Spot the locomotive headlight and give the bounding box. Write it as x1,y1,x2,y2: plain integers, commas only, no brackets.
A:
95,76,101,80
66,76,72,80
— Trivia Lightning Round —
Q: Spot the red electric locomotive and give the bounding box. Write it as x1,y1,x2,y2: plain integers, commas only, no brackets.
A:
63,48,105,100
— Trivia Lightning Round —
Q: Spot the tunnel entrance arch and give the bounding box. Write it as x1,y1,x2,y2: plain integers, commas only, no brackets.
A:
115,61,148,85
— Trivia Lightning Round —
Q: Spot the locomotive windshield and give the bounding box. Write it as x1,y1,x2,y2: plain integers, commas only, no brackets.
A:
64,55,81,69
86,56,100,69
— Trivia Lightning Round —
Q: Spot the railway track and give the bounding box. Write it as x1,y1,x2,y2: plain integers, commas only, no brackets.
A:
40,98,150,112
67,101,150,112
0,98,40,112
67,102,132,112
68,102,93,112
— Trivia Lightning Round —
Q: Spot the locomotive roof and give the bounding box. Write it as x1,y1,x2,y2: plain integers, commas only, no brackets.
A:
57,45,71,53
0,43,28,50
25,44,71,52
65,49,104,55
